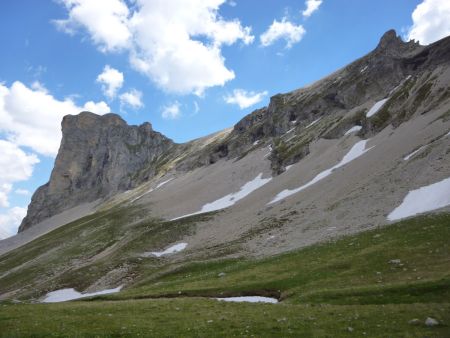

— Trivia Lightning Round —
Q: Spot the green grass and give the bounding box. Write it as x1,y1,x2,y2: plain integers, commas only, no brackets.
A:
1,299,448,337
0,212,449,336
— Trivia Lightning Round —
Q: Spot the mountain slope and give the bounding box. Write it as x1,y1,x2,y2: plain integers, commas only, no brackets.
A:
1,29,450,305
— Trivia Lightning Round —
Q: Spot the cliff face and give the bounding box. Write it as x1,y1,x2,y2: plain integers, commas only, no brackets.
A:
19,112,175,231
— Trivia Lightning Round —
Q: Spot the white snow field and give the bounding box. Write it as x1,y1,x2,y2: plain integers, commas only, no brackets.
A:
171,173,272,220
366,98,389,118
403,146,426,161
387,177,450,221
43,286,122,303
269,140,371,204
215,296,278,303
344,125,362,135
147,243,188,257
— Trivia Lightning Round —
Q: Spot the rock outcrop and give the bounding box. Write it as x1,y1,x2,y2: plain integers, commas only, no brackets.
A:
19,112,175,231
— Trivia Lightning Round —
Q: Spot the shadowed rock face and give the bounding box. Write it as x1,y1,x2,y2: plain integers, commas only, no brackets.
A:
19,112,175,232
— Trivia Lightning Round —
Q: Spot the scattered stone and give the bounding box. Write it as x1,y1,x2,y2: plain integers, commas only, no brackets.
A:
347,327,354,332
218,272,226,278
425,317,439,327
408,319,420,325
373,234,381,238
389,259,401,264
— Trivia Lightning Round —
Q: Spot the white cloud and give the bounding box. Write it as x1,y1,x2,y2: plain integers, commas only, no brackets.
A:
162,101,181,119
15,188,31,196
55,0,254,95
407,0,450,44
224,89,268,109
0,140,39,208
260,18,305,49
54,0,132,52
119,89,143,109
0,184,12,209
302,0,323,18
193,101,200,114
0,207,27,239
96,65,124,98
82,101,112,115
0,81,110,157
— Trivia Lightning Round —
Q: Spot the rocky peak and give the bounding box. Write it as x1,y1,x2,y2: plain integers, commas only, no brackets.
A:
376,29,402,50
19,111,174,232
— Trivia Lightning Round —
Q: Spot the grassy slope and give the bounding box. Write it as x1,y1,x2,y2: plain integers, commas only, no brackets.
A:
0,213,449,336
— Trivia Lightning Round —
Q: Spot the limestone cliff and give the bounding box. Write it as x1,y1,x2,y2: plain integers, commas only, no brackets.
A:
19,112,174,231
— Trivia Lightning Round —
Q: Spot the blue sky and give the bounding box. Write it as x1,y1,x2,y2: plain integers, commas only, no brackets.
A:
1,0,449,238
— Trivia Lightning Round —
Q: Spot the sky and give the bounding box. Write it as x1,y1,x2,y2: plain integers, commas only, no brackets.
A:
1,0,450,239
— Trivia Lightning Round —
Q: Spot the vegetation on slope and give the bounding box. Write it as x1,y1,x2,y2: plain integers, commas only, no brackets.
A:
0,213,449,337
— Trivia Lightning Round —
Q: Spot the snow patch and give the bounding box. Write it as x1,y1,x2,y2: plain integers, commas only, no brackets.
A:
285,165,294,171
387,177,450,221
285,127,295,134
215,296,278,304
403,146,426,161
155,178,173,189
146,243,188,257
253,140,260,146
129,177,173,203
172,173,272,220
305,118,321,129
269,140,371,204
344,125,362,135
43,286,122,303
360,65,368,73
366,98,388,118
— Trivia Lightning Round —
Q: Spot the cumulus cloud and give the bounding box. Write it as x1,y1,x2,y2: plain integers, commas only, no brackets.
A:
302,0,323,18
0,207,27,239
162,101,181,119
260,18,305,49
119,89,143,109
54,0,132,52
15,189,31,196
407,0,450,45
55,0,254,95
224,89,268,109
0,140,39,208
0,81,110,157
96,65,124,98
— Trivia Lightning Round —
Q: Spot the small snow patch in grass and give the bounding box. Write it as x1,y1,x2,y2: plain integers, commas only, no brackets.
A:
388,177,450,221
403,146,426,161
215,296,278,303
344,125,362,135
43,286,122,303
146,243,188,257
171,173,272,220
269,140,371,204
366,98,388,118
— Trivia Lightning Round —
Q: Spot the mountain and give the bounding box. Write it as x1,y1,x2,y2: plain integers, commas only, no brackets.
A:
1,30,450,336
